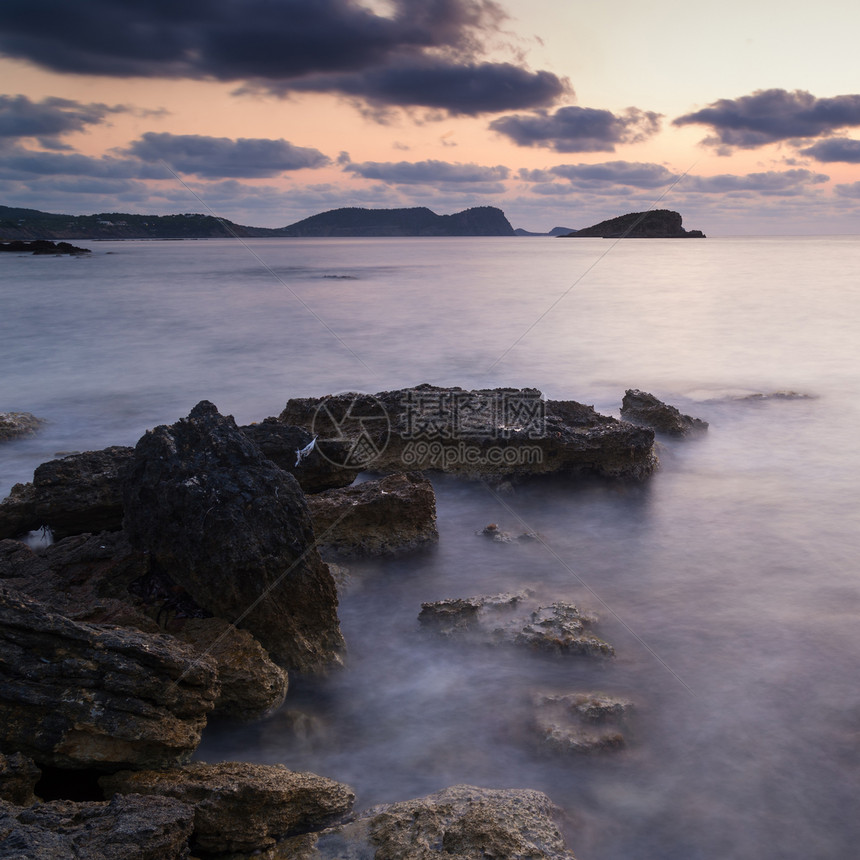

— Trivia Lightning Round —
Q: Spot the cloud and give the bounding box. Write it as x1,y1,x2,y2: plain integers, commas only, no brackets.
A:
0,147,160,180
490,105,661,152
0,94,125,147
520,161,678,189
673,89,860,149
0,0,568,116
344,158,509,185
684,169,829,195
123,132,331,177
834,182,860,198
800,138,860,163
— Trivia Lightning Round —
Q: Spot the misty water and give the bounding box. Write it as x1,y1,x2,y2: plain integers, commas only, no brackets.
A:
2,236,860,858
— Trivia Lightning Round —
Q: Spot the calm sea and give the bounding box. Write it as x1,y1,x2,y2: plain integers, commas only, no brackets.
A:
2,236,860,858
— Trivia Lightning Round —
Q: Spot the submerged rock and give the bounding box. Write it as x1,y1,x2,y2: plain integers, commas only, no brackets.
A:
279,384,656,480
0,412,44,442
122,400,344,674
419,592,614,657
0,794,193,859
0,585,219,771
620,389,708,437
306,472,438,558
100,762,355,856
282,784,578,859
531,692,634,755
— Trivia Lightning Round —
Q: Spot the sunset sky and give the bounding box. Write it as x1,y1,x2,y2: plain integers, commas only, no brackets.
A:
3,0,860,235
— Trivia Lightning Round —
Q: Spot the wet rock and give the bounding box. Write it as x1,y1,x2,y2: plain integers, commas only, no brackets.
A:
100,762,355,856
0,412,44,442
620,389,708,437
478,522,540,543
122,400,344,674
240,418,358,493
0,794,193,859
0,446,134,540
0,585,219,770
419,592,614,657
0,753,40,806
531,692,633,754
282,784,578,859
306,472,438,558
279,384,656,480
173,618,288,721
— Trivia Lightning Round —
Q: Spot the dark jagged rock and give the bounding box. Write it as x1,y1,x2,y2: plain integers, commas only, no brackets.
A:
279,384,656,480
122,400,344,673
0,240,91,254
0,585,219,771
240,418,358,493
530,692,633,755
560,209,705,238
0,446,134,541
282,784,578,860
100,762,355,856
0,794,194,859
0,412,44,441
306,472,438,558
621,389,708,436
419,591,614,657
0,753,40,806
279,205,515,237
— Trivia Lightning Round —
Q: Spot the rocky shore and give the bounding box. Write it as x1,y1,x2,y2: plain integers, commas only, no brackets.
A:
0,386,706,857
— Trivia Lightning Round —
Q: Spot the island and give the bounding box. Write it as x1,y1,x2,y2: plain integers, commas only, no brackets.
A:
559,209,705,238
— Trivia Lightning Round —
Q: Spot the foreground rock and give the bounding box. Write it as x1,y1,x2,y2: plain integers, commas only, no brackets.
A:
0,794,193,859
0,412,44,442
306,472,438,558
123,401,344,673
0,446,133,540
283,784,578,859
531,692,633,754
0,585,218,770
101,762,355,856
419,592,614,657
0,754,40,806
279,385,656,480
620,389,708,437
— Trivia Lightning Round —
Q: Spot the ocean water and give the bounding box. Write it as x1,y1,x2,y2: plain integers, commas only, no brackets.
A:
2,236,860,858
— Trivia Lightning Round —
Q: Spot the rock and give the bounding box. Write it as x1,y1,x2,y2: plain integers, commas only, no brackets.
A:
620,389,708,437
0,754,40,806
0,412,44,442
279,385,656,480
122,401,344,674
0,446,134,540
100,762,355,856
478,523,540,543
0,585,219,770
419,592,614,657
560,209,705,238
282,784,578,859
0,239,91,255
531,692,633,754
173,618,288,721
0,794,193,859
306,472,438,558
240,418,358,493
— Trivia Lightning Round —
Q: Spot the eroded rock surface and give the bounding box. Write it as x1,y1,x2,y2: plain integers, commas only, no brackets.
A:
307,472,438,558
0,585,218,770
282,784,578,860
0,754,40,806
0,412,44,442
531,692,633,754
122,400,344,673
621,389,708,437
419,592,614,657
101,762,355,856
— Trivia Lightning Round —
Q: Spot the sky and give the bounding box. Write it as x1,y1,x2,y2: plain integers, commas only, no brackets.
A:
3,0,860,235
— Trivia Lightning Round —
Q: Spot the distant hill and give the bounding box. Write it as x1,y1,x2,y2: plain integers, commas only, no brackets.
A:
560,210,705,238
0,204,515,239
279,206,515,237
514,226,577,237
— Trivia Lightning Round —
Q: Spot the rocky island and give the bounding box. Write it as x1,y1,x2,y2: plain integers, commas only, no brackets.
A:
559,209,705,238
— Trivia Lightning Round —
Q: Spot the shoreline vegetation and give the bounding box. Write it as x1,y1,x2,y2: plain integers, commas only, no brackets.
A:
0,203,705,241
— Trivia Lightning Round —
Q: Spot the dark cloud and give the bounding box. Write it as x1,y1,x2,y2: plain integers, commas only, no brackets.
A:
800,138,860,163
344,158,509,185
123,132,330,177
684,169,829,195
0,147,159,180
673,89,860,149
0,0,567,115
520,161,677,189
0,94,125,145
490,105,661,152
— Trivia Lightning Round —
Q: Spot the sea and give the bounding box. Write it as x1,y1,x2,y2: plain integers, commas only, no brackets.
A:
2,235,859,859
